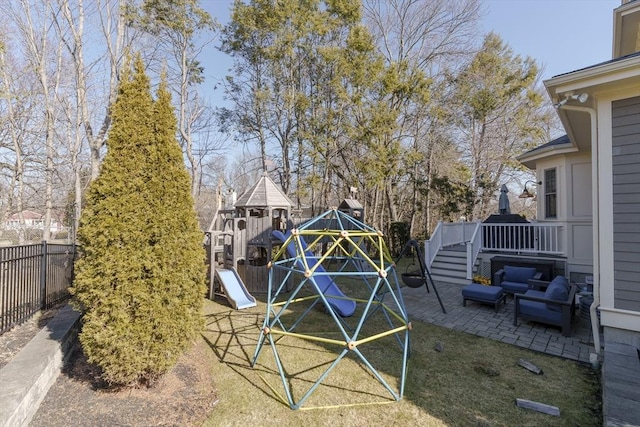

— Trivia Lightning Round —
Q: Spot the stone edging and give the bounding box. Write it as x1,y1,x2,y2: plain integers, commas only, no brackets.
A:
0,304,80,427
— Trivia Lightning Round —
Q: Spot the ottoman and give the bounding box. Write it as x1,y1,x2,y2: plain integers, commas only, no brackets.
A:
462,283,506,312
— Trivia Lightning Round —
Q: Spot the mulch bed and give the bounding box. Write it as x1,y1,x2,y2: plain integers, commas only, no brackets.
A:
29,338,218,427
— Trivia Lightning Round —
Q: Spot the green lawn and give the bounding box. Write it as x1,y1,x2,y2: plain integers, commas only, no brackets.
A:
200,288,600,427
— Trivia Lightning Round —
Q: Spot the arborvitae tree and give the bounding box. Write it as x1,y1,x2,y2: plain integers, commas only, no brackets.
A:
71,56,206,387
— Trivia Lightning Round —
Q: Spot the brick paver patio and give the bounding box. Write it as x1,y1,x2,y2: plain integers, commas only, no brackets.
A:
395,281,597,364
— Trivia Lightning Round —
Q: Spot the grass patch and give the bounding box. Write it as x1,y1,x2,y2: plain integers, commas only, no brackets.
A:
201,286,600,426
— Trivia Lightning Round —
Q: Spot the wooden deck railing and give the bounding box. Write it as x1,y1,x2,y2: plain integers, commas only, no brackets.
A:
425,222,564,279
481,223,563,254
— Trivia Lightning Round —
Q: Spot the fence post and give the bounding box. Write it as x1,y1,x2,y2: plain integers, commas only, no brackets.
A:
40,240,48,309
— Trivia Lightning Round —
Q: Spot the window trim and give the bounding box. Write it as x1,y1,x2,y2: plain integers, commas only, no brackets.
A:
544,168,557,219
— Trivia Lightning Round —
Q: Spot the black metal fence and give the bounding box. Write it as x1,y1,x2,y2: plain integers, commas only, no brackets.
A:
0,242,77,334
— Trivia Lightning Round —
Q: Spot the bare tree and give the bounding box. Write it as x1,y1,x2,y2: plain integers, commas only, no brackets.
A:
51,0,154,237
362,0,481,236
1,0,65,241
0,48,27,243
363,0,481,68
14,0,65,240
0,0,132,242
56,0,126,181
1,0,223,241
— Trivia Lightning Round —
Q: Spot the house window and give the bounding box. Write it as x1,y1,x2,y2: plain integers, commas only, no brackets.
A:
544,168,557,218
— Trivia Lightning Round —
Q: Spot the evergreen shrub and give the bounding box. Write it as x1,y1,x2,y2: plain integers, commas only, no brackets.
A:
71,57,206,386
54,230,68,240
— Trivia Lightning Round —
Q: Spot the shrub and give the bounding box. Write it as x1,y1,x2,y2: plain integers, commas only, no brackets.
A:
389,222,410,257
25,228,43,243
0,230,19,244
71,57,206,387
473,275,491,285
54,230,69,240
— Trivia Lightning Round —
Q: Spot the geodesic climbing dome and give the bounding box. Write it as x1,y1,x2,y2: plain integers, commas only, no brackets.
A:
251,209,410,410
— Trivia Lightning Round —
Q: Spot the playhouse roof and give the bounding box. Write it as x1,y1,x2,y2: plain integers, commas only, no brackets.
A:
338,198,363,210
235,173,294,208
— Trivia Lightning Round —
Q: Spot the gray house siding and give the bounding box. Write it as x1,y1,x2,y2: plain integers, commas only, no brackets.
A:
612,96,640,312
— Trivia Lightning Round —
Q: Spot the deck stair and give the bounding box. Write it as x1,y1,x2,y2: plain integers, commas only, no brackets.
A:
428,244,477,285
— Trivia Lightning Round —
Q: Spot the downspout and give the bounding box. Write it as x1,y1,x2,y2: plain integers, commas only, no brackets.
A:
561,103,601,355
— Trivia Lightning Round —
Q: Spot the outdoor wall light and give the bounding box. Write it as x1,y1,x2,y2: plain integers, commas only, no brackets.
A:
518,180,542,199
554,92,589,108
570,93,589,103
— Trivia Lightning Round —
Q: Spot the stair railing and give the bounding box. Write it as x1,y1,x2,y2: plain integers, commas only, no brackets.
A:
424,221,443,268
466,222,482,279
424,221,482,272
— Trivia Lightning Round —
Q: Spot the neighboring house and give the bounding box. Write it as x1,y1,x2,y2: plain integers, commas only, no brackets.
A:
3,210,66,234
4,210,44,230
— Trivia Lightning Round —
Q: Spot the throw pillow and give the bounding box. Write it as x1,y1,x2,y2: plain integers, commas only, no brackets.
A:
544,280,569,312
549,276,569,292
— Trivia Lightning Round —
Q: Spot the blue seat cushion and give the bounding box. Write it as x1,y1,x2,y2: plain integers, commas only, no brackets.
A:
519,298,562,324
503,266,538,283
526,289,546,299
544,276,569,311
500,280,529,294
462,284,503,301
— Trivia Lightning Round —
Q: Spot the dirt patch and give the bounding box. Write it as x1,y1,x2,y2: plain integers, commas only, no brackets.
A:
30,338,218,427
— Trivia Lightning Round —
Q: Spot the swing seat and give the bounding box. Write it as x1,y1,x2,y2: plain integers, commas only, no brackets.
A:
401,272,426,288
396,240,446,313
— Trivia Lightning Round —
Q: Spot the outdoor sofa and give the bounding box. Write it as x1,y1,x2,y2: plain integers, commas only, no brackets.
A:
494,265,542,295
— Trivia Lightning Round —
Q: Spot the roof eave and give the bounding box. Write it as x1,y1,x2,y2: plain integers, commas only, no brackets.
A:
517,143,579,169
544,54,640,152
545,53,640,98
